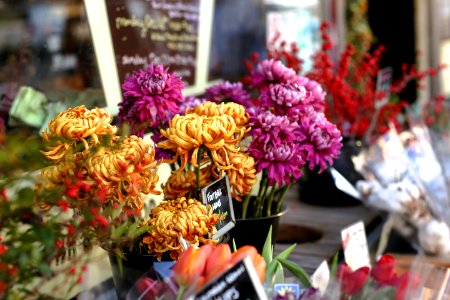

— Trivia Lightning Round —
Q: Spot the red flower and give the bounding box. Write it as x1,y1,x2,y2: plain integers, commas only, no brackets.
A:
393,272,420,300
57,200,70,212
371,254,398,285
56,239,64,248
65,185,79,199
337,263,370,296
0,243,7,255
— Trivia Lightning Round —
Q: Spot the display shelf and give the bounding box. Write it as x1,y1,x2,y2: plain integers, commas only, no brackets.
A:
274,183,383,274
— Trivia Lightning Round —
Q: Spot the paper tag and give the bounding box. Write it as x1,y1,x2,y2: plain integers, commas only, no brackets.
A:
330,168,361,200
192,257,268,300
201,175,235,239
311,260,330,295
341,221,371,270
273,283,301,299
375,66,393,106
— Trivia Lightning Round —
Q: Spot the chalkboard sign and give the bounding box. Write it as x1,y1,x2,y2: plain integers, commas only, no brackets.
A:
192,257,268,300
105,0,199,85
201,175,235,239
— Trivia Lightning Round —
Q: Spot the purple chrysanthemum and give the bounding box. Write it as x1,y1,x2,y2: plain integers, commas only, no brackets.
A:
249,140,305,187
250,59,297,91
150,131,173,161
205,81,252,107
118,64,185,136
178,96,206,115
259,83,310,120
249,110,303,145
299,112,343,172
294,75,326,113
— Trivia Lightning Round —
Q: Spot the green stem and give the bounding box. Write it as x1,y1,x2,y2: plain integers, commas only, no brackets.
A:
266,184,277,217
275,183,291,214
256,177,269,218
195,147,203,200
176,285,186,300
241,192,252,219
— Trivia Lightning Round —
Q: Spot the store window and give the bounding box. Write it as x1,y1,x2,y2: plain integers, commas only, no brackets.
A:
0,0,105,130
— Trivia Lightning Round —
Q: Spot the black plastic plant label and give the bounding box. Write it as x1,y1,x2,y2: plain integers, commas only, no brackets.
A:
192,257,268,300
201,175,235,239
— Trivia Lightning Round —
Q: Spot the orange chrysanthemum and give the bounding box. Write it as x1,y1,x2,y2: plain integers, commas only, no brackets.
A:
142,197,219,260
162,167,211,200
41,105,116,162
158,113,243,172
86,135,160,209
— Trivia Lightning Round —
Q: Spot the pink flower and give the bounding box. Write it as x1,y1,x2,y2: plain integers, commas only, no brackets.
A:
250,59,297,91
249,140,304,186
118,64,184,136
205,81,252,107
294,76,326,113
299,112,342,172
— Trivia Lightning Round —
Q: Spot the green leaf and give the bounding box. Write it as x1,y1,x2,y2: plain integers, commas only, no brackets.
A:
274,261,284,283
267,243,297,278
232,239,237,252
277,258,311,288
262,225,273,265
129,224,152,239
330,252,339,279
127,222,138,236
111,223,129,239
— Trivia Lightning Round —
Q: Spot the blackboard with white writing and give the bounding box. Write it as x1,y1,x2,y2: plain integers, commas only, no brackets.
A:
193,257,268,300
201,175,235,239
105,0,199,85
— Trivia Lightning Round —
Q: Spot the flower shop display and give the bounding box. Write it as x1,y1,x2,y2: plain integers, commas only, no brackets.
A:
117,62,343,251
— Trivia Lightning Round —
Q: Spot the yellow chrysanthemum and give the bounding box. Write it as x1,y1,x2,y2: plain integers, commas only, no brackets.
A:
212,150,257,200
86,135,160,209
142,197,219,260
162,167,212,200
158,113,243,172
41,105,116,162
190,101,250,131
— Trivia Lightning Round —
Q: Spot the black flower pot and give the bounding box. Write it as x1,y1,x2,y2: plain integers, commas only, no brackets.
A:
107,250,158,300
299,138,365,207
226,200,286,253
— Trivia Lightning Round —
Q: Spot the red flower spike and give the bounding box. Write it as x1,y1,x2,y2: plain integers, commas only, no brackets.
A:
337,263,370,296
0,188,8,202
0,244,7,255
67,224,75,235
95,215,109,228
56,239,64,248
7,265,18,277
69,266,77,275
65,186,79,199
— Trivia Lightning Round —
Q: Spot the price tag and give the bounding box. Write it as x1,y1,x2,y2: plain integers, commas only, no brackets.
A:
192,257,268,300
341,221,371,270
375,67,393,107
311,260,330,295
201,175,235,239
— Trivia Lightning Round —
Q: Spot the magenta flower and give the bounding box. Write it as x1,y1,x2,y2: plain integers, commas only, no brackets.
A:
250,59,297,91
151,131,173,160
118,64,185,136
294,75,326,113
249,140,304,187
205,81,252,107
259,83,310,120
178,96,206,115
299,112,343,172
249,110,302,145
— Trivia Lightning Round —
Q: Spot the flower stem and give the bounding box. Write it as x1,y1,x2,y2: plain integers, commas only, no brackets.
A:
275,183,291,214
195,147,203,200
176,285,186,300
241,191,252,219
266,184,277,217
256,175,269,218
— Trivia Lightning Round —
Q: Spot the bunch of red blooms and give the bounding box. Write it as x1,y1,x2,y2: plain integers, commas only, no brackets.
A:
250,22,445,141
299,254,419,300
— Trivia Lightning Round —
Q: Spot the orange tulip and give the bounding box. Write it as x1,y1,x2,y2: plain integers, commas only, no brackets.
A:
229,245,266,283
172,244,214,286
205,243,232,280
